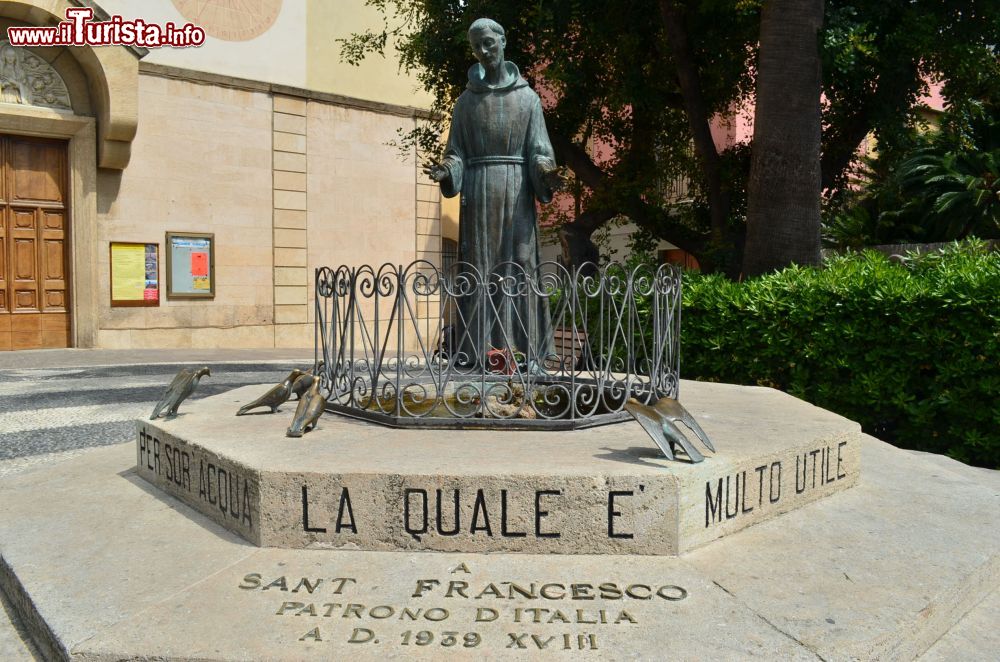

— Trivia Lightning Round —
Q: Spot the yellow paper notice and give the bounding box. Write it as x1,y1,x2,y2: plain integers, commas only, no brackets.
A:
111,244,145,300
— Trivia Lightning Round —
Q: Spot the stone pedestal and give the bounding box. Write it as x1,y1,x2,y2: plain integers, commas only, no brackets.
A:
135,381,861,554
1,432,997,660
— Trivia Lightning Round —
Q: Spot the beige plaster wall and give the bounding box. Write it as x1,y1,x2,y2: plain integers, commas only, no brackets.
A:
305,0,433,109
98,0,307,88
306,102,429,348
95,0,430,110
305,101,418,288
96,74,274,348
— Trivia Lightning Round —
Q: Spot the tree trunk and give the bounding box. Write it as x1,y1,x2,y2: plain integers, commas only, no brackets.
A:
658,0,730,242
549,131,719,272
558,208,615,272
742,0,824,276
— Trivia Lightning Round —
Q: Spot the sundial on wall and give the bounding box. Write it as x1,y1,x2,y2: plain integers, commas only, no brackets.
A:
171,0,282,41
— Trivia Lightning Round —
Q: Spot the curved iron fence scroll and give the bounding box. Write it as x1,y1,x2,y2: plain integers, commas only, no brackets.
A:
314,261,681,430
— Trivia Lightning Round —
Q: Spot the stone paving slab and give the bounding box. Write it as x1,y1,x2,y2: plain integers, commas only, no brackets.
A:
917,587,1000,661
0,348,312,370
0,447,93,480
0,445,259,660
75,549,813,661
682,435,1000,661
0,434,997,660
906,449,1000,490
0,587,38,662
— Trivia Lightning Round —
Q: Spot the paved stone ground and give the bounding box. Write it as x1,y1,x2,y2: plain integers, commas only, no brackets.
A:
0,350,312,476
0,349,313,659
918,587,1000,660
0,348,996,660
0,348,313,370
0,587,38,662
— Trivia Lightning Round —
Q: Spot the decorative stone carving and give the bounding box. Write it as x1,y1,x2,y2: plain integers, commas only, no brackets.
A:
0,41,71,110
0,1,140,170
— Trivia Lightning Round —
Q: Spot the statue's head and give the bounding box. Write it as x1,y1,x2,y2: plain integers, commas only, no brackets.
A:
468,18,505,72
1,45,19,66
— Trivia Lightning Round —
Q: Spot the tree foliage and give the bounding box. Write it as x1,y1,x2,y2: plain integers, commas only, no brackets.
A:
341,0,1000,275
824,103,1000,247
822,1,1000,194
341,0,757,273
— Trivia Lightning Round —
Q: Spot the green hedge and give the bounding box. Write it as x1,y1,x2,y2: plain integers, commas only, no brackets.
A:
680,242,1000,469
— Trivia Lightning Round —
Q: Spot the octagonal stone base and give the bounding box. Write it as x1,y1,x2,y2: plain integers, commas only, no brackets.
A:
135,381,861,555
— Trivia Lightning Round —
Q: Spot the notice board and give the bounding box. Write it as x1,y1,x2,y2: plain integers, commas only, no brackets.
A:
166,232,215,299
110,242,160,307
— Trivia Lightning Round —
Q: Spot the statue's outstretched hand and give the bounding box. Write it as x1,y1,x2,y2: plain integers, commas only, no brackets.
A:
539,160,567,192
423,158,449,184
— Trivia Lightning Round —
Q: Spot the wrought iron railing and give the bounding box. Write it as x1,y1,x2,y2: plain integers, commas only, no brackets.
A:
314,261,681,429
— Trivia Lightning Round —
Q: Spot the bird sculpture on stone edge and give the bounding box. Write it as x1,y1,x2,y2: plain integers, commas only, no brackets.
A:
624,397,716,463
287,376,327,437
290,361,324,400
150,367,211,420
236,369,306,416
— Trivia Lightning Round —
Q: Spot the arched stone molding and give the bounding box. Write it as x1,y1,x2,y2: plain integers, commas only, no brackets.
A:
0,0,141,169
0,1,141,347
0,39,73,108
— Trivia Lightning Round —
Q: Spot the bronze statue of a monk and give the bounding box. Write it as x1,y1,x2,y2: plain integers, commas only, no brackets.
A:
427,18,561,367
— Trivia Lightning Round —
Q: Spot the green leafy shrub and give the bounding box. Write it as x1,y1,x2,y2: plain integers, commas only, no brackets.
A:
824,102,1000,247
681,241,1000,468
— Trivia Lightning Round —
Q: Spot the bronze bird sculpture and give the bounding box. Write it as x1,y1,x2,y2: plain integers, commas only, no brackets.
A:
291,361,324,400
150,367,211,420
236,369,306,416
625,397,716,463
291,373,312,400
287,377,326,437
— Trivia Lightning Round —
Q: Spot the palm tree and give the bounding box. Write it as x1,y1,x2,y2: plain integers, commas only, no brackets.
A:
742,0,825,277
890,142,1000,240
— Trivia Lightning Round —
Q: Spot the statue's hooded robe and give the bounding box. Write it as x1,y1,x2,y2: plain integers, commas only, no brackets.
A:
440,61,556,364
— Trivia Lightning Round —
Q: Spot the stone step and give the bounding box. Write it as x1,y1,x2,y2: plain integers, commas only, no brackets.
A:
681,435,1000,661
0,589,39,662
137,381,862,555
0,428,995,660
917,587,1000,661
905,449,1000,490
